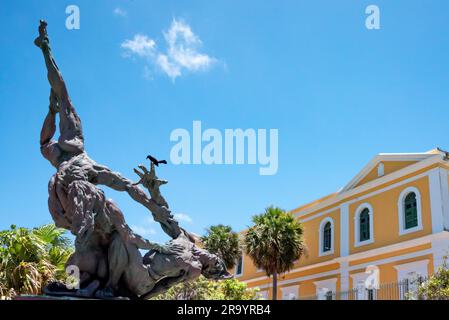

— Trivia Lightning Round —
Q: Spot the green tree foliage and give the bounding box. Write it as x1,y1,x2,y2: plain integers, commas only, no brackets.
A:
417,258,449,300
152,276,260,300
201,224,242,269
0,224,73,299
244,206,306,300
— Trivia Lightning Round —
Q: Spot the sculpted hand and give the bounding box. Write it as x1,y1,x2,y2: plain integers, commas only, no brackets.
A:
133,164,168,190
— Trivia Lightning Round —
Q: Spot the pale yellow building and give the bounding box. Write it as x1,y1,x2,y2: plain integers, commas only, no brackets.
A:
235,148,449,300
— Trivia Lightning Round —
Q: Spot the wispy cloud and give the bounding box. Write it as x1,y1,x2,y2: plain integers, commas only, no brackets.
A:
174,213,193,224
113,7,127,17
121,34,156,58
121,18,217,81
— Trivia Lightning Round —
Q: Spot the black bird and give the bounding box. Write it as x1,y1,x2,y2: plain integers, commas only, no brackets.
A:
147,155,168,167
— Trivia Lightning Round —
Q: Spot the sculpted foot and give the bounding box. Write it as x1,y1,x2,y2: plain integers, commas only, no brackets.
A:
95,287,129,300
76,280,100,298
34,20,50,49
43,281,77,297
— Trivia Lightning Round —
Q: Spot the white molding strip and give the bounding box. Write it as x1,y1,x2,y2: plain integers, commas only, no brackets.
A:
256,269,341,289
341,153,437,193
244,259,339,284
340,203,349,257
244,232,449,286
297,168,431,223
346,248,433,272
250,248,435,290
295,155,444,219
428,168,445,233
336,231,449,263
439,168,449,230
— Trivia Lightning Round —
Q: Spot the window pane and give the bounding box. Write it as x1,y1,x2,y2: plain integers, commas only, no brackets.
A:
323,222,332,252
404,192,418,229
359,208,370,242
236,256,243,275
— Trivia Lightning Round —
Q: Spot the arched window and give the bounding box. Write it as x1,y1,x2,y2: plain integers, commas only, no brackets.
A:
323,222,332,252
404,192,418,229
359,208,370,242
235,255,243,277
354,203,374,246
398,187,423,235
319,217,334,256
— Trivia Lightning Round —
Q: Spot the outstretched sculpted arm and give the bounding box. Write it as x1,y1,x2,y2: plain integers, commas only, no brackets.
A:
106,200,170,252
94,164,182,240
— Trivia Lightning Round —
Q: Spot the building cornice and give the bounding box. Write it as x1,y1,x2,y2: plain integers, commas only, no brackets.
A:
294,154,446,218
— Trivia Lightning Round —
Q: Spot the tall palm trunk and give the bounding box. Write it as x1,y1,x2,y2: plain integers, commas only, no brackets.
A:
272,271,277,300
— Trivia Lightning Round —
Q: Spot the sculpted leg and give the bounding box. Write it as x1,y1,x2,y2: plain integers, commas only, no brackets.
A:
122,244,156,296
104,232,128,294
97,230,155,298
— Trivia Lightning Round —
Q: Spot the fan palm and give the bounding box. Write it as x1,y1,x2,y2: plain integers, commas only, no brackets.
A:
201,224,242,269
0,224,73,299
244,206,305,300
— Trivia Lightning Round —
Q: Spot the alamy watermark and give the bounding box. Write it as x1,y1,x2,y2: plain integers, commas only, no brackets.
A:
64,5,379,31
365,5,381,30
65,265,80,290
170,121,279,176
65,5,80,30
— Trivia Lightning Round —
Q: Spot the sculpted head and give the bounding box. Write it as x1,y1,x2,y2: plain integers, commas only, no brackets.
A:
200,253,233,280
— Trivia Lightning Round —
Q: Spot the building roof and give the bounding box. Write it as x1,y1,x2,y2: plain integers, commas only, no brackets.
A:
290,148,448,217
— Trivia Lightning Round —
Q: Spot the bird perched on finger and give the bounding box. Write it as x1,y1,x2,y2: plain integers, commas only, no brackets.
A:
147,155,168,167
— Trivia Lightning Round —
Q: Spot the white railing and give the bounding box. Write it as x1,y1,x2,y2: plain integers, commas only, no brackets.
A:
298,277,427,300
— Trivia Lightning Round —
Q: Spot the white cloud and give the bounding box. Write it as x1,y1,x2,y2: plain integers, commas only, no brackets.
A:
121,18,216,81
113,7,127,17
156,54,181,79
121,34,156,58
174,213,193,224
162,19,215,73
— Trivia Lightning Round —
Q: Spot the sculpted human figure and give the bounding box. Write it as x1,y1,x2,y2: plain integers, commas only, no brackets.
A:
35,20,231,299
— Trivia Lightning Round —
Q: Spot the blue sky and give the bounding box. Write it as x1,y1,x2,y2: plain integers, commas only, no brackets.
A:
0,0,448,242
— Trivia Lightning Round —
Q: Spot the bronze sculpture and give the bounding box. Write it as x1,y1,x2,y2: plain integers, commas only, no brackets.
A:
35,20,231,299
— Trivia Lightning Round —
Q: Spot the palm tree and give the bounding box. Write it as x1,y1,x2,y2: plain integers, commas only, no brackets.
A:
0,224,73,299
244,206,305,300
201,224,242,269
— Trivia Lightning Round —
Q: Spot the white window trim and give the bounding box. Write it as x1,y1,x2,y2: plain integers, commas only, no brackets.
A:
398,186,423,236
394,259,429,280
350,270,379,300
281,285,299,300
256,289,269,300
235,254,244,278
394,259,429,300
318,217,334,256
377,162,384,177
351,272,370,300
354,203,374,247
314,278,337,300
